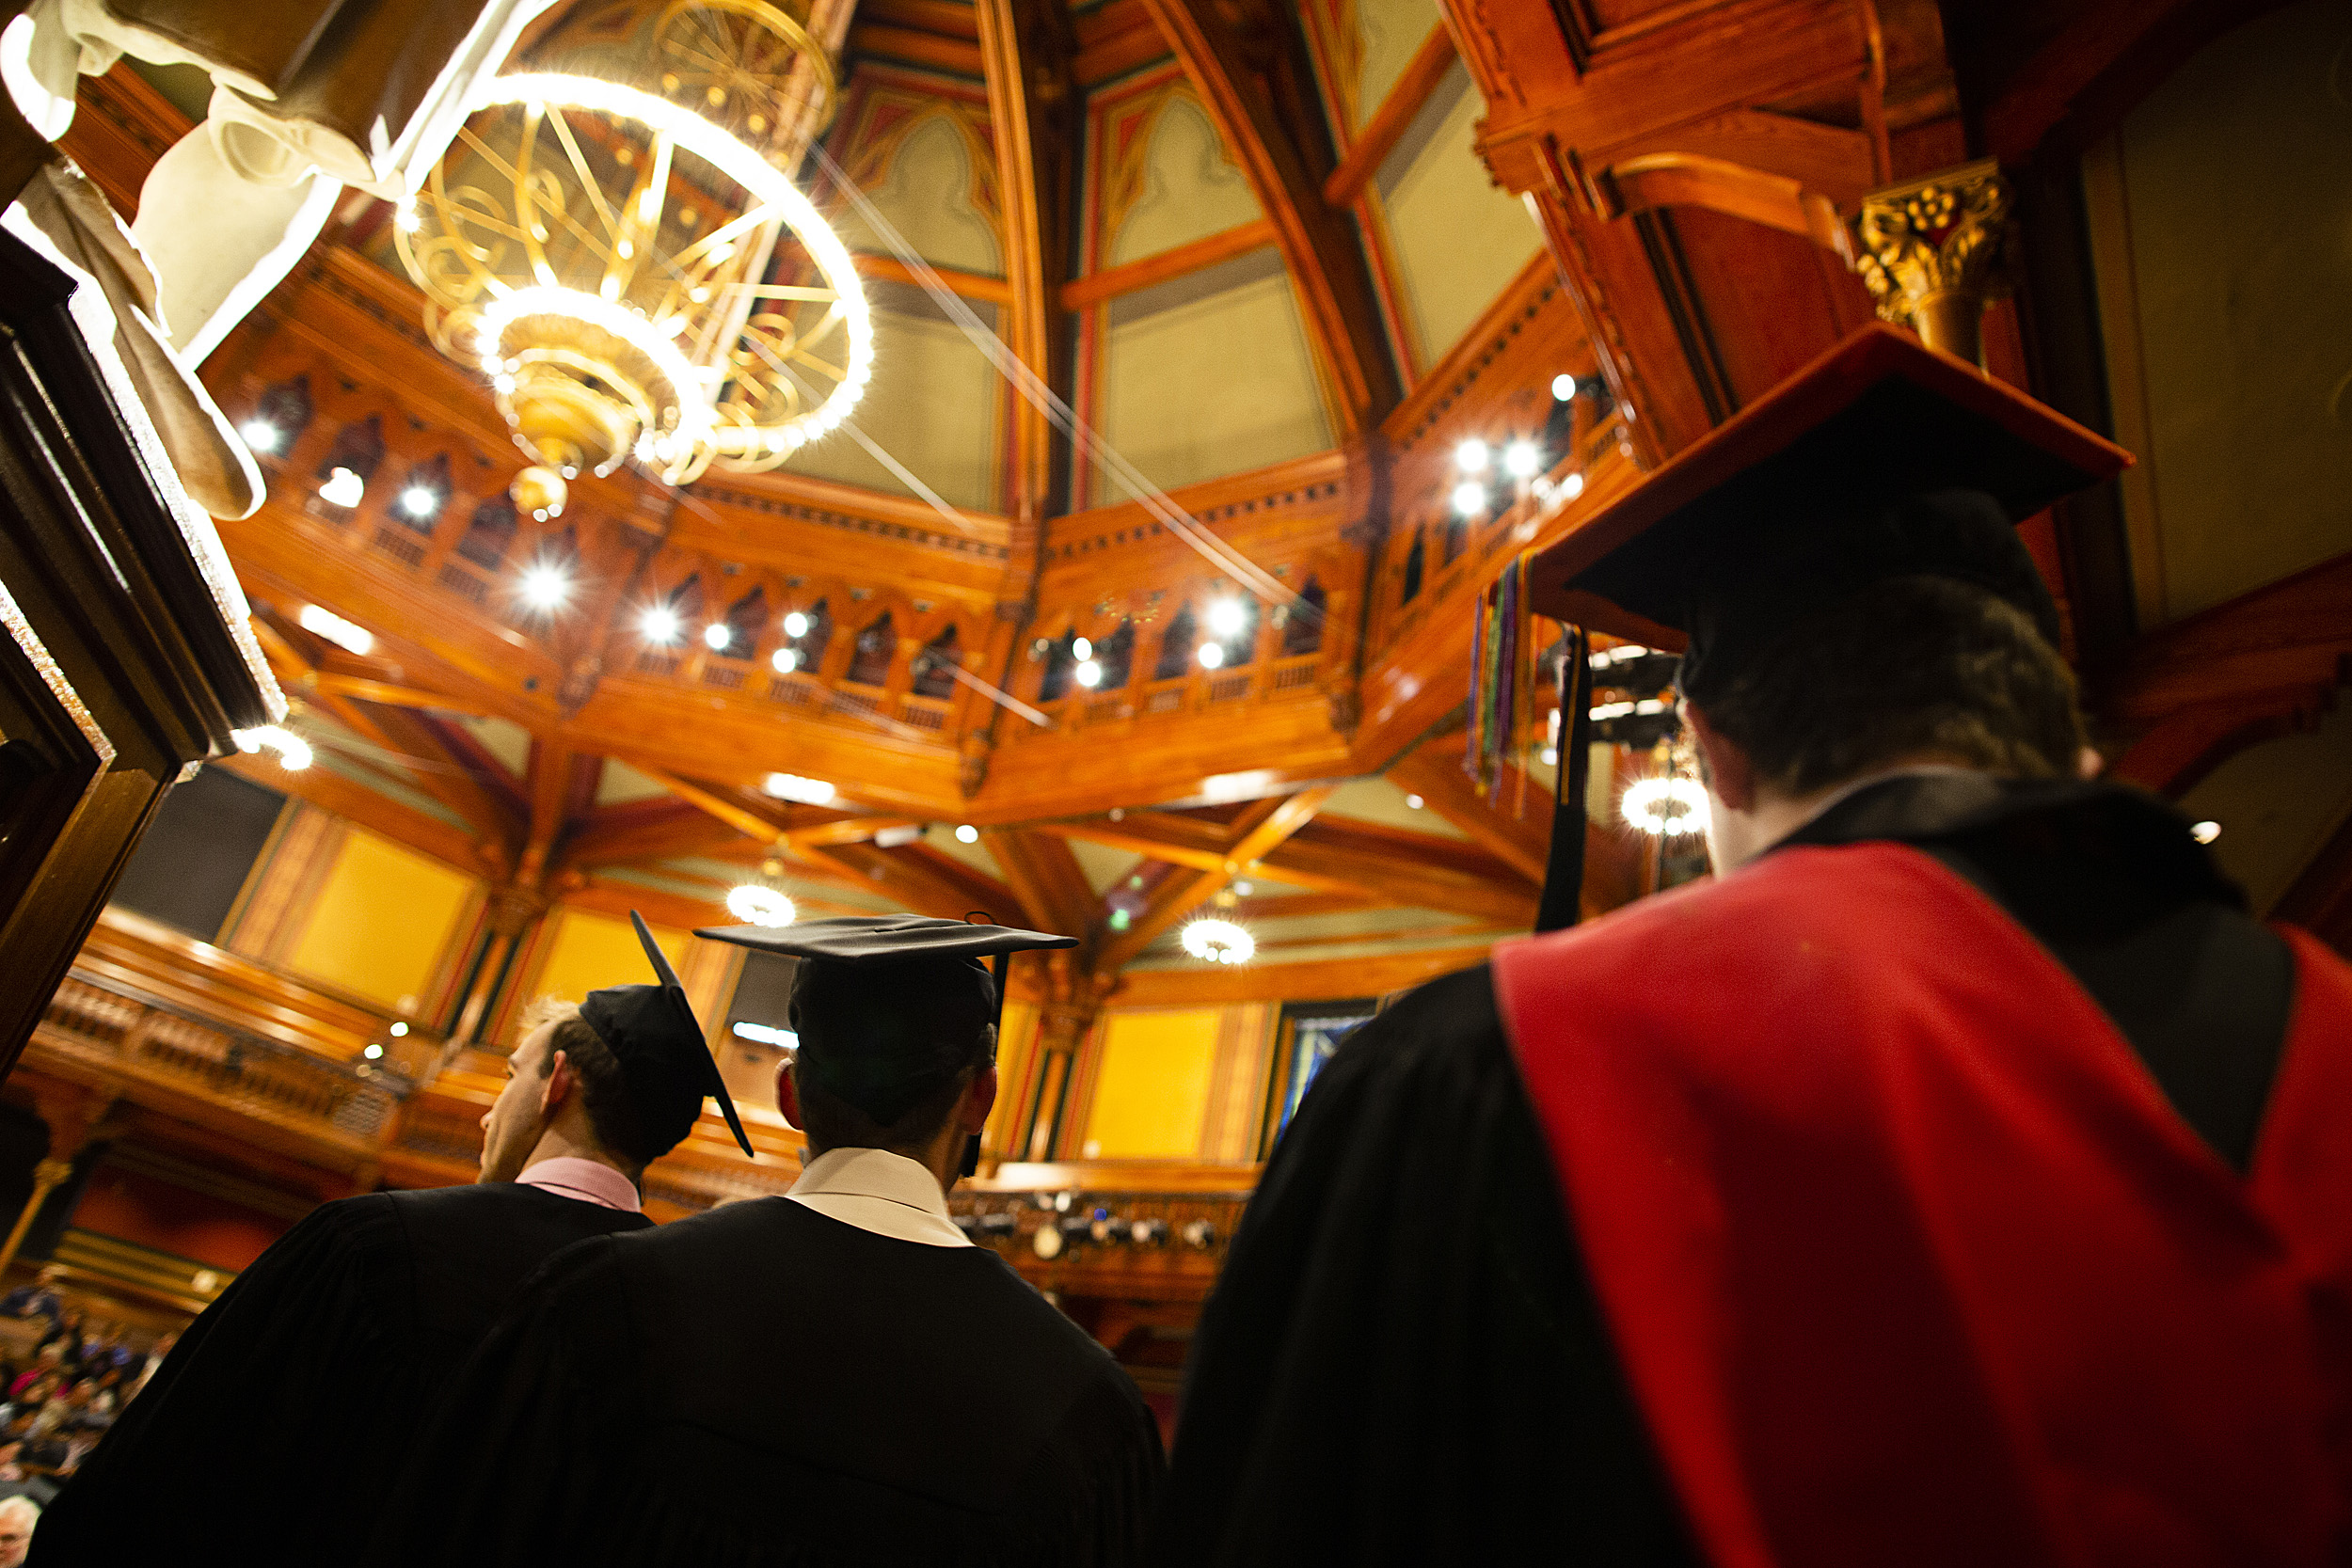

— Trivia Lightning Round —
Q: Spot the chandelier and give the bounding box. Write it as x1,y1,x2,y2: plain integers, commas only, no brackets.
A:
394,0,871,509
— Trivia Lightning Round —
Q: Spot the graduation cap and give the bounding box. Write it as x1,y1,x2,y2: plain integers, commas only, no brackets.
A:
578,911,755,1159
1523,324,2132,928
695,915,1078,1175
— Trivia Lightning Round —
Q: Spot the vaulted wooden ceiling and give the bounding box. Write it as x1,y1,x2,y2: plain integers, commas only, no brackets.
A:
55,0,2352,1005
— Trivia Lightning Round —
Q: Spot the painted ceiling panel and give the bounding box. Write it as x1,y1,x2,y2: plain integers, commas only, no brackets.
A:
286,710,472,829
1353,0,1438,130
1068,839,1143,895
1319,774,1470,838
833,108,1005,275
595,761,674,805
2095,0,2352,623
1104,90,1263,266
921,822,1002,875
453,714,533,778
789,284,1005,510
1370,58,1542,373
1090,250,1332,505
2180,700,2352,917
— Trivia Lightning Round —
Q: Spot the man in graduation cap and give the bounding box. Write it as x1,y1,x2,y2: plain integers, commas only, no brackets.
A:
32,915,746,1567
373,914,1165,1567
1155,324,2352,1567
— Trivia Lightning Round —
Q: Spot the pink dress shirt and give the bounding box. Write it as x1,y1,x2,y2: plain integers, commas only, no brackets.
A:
515,1156,642,1212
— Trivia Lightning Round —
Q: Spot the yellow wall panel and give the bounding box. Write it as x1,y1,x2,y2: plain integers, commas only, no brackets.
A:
525,909,691,1014
1081,1007,1221,1160
283,830,477,1011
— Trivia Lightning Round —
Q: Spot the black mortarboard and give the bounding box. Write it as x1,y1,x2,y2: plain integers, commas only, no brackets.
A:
1523,324,2132,928
578,911,755,1159
695,915,1077,1172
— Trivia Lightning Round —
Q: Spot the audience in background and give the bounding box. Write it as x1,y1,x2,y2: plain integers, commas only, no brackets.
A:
0,1275,185,1531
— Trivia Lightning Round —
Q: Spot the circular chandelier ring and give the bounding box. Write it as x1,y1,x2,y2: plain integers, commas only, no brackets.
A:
654,0,839,133
474,72,875,470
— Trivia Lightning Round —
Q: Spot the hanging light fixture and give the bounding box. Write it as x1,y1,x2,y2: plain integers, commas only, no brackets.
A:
395,1,868,515
726,884,796,927
1621,776,1708,836
1182,917,1254,965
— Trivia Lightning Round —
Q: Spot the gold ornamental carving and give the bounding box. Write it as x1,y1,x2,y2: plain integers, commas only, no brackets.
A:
1853,159,2014,366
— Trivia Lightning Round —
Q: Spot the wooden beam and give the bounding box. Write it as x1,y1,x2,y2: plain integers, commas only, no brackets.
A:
851,252,1013,305
634,768,793,844
1389,746,1550,884
1094,785,1334,971
519,736,574,884
847,23,984,75
305,673,500,719
1059,217,1279,310
976,0,1078,530
358,705,524,866
983,828,1099,933
562,803,748,868
216,753,484,873
1136,0,1399,435
1322,23,1455,205
1073,0,1165,85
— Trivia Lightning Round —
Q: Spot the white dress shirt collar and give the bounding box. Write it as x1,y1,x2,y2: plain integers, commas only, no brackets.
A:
787,1147,969,1248
515,1155,642,1212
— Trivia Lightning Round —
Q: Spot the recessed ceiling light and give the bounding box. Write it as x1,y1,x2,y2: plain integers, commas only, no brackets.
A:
955,823,979,844
1072,636,1092,660
1452,481,1488,516
518,562,570,610
771,647,799,673
761,771,835,805
1074,658,1103,688
317,467,365,508
703,622,731,651
1503,440,1540,479
1551,372,1577,402
1197,641,1224,670
297,604,374,657
399,485,438,518
639,605,682,644
239,419,282,453
2190,819,2221,845
1454,438,1489,474
783,610,809,637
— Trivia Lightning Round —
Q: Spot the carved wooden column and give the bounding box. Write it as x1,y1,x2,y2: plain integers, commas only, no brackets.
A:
0,1091,119,1278
1017,954,1111,1161
1855,160,2016,366
452,882,553,1048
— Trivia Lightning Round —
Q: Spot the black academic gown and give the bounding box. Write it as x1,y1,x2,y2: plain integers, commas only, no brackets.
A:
1151,774,2296,1566
367,1194,1165,1566
31,1182,649,1565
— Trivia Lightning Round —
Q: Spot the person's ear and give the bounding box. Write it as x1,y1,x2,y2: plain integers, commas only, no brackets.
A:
540,1049,574,1118
1682,700,1757,814
961,1064,998,1134
775,1057,803,1132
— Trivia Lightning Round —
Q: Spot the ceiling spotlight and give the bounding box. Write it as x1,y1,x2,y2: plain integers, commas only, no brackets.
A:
1622,776,1708,836
239,419,282,453
783,610,810,638
761,771,835,805
317,467,365,508
1503,440,1541,479
1198,641,1225,670
231,724,312,771
518,562,571,610
389,1022,410,1037
1551,372,1578,402
398,485,439,519
297,604,374,657
703,621,731,651
363,1042,385,1060
955,823,979,844
1181,917,1254,965
1454,438,1489,474
873,824,924,848
771,647,799,674
639,605,682,644
1560,471,1586,501
726,885,796,927
1206,598,1247,638
1072,636,1093,660
1452,481,1488,517
2190,819,2221,845
1075,658,1103,688
1405,793,1425,809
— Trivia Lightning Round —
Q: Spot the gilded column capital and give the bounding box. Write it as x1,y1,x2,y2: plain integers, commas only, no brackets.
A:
1854,159,2015,366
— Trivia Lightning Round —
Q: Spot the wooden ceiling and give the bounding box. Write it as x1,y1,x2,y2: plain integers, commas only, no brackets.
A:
54,0,2352,1011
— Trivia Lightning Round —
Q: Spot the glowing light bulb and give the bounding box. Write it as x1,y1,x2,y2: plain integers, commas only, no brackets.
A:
955,823,979,845
363,1043,385,1060
318,467,365,508
1503,440,1541,479
1075,658,1103,688
1181,917,1254,965
1622,777,1708,836
1406,794,1425,809
640,605,682,644
1454,438,1490,473
726,885,796,927
771,647,799,673
1206,598,1247,638
2190,820,2221,845
297,604,374,656
1452,481,1488,516
783,610,810,638
704,622,731,651
1198,641,1224,670
1561,471,1585,501
231,725,312,771
399,485,438,518
389,1022,410,1037
518,562,570,610
1551,373,1578,402
239,420,282,453
1072,636,1092,660
761,772,835,805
